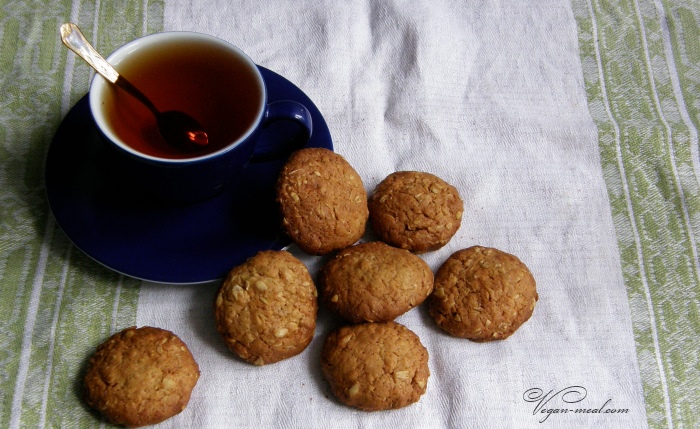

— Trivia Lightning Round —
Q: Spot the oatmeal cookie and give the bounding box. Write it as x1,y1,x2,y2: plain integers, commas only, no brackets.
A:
428,246,538,341
83,326,200,427
214,250,318,365
319,241,433,323
276,148,368,255
369,171,463,253
321,321,429,411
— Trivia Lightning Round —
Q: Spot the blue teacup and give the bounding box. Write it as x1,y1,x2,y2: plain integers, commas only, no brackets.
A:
89,31,312,202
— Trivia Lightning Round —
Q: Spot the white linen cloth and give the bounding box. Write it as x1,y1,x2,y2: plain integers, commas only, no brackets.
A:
135,1,647,427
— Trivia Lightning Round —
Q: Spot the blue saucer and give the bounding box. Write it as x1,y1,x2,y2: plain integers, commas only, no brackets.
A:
45,67,333,284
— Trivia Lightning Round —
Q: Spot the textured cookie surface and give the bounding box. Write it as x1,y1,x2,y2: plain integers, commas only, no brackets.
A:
369,171,463,253
428,246,538,341
83,326,200,427
321,321,429,411
215,250,318,365
276,148,368,255
319,241,433,323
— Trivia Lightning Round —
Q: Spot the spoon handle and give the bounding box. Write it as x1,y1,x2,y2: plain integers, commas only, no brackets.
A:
60,23,119,83
59,23,160,115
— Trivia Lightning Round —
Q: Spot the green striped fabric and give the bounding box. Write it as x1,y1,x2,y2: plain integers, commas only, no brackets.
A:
1,0,700,428
0,1,161,427
573,0,700,428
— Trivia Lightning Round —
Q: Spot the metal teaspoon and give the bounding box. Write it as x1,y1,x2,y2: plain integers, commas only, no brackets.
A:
60,23,209,150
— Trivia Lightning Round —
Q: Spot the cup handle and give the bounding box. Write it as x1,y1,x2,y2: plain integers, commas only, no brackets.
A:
250,100,313,163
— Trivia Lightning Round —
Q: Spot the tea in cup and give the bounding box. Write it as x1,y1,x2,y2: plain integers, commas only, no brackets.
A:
89,31,312,202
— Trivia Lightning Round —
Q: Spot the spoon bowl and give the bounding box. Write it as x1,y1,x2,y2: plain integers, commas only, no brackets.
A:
59,23,209,151
158,110,209,149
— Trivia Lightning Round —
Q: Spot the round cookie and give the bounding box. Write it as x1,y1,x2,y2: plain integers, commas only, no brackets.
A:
319,241,433,323
214,250,318,365
428,246,538,341
321,321,429,411
276,148,368,255
83,326,200,427
369,171,463,253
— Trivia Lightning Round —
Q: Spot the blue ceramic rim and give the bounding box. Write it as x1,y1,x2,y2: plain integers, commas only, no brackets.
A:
88,31,267,165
